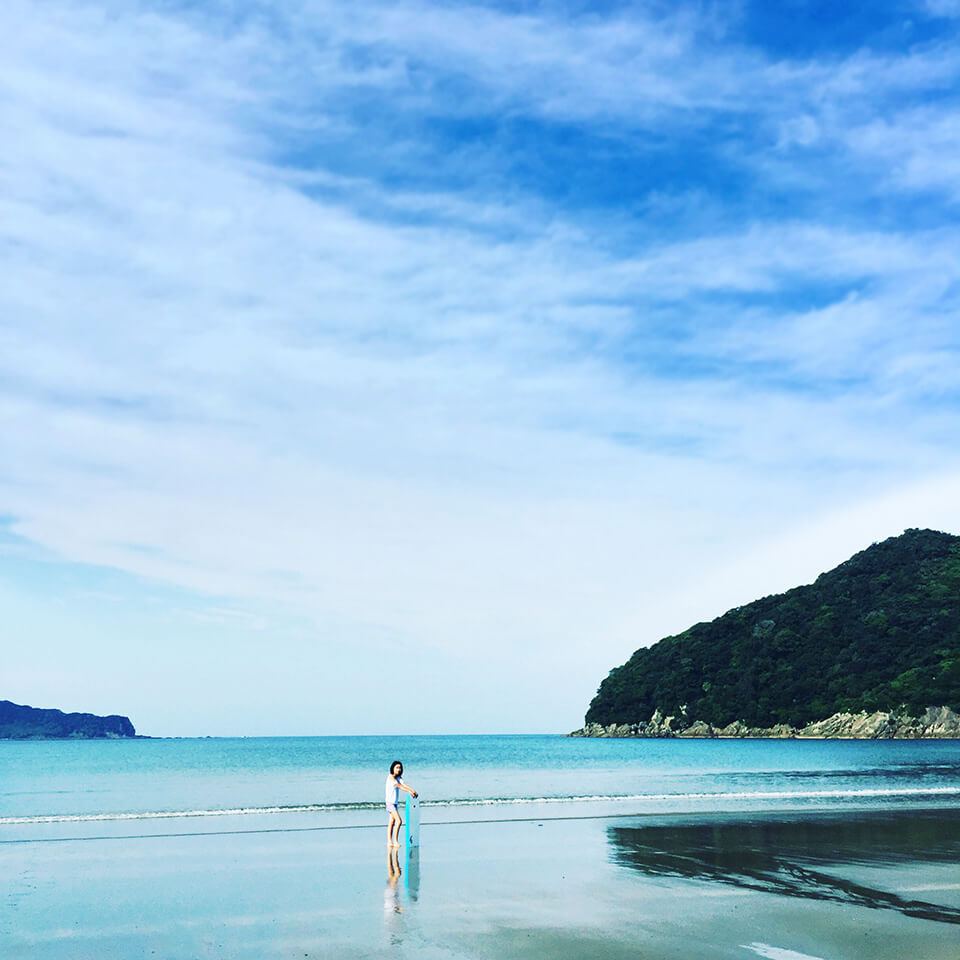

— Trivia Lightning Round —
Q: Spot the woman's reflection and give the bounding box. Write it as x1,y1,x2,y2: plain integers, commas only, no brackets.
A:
384,846,404,915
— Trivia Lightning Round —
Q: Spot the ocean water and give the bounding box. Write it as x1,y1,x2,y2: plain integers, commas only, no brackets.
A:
4,736,960,959
2,735,960,837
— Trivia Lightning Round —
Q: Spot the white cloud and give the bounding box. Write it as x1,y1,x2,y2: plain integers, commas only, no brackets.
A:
293,1,960,128
924,0,960,18
846,108,960,202
777,114,821,149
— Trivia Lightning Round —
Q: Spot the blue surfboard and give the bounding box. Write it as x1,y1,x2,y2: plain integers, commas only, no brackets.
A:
405,793,421,847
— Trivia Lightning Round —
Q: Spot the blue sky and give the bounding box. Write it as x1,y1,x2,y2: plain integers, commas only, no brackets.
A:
2,0,960,735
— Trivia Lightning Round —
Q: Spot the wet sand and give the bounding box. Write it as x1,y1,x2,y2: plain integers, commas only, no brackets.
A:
2,807,958,959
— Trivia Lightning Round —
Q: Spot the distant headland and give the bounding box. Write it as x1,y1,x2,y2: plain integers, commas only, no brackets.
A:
0,700,137,739
572,528,960,739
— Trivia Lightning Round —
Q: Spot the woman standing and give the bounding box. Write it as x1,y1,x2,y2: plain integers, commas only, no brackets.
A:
385,760,418,847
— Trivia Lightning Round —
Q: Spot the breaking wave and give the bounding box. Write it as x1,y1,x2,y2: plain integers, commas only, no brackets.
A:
3,786,960,825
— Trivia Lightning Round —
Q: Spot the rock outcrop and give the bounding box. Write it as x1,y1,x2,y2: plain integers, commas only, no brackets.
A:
678,720,715,738
569,706,960,739
799,711,895,739
0,700,137,739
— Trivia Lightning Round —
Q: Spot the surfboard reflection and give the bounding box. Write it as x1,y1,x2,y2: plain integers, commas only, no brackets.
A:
607,808,960,925
404,844,420,901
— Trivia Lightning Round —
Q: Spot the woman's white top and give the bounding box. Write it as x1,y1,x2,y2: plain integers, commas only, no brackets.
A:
385,775,403,806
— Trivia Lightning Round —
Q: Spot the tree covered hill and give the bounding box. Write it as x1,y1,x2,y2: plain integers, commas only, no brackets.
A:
0,700,136,739
585,529,960,730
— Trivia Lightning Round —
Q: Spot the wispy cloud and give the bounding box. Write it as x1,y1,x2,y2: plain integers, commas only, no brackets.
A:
924,0,960,18
845,108,960,202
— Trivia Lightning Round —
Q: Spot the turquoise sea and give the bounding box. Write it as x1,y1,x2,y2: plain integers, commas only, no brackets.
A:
3,734,960,831
3,736,960,959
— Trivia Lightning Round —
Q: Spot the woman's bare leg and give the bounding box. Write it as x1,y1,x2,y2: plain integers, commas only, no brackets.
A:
388,810,402,845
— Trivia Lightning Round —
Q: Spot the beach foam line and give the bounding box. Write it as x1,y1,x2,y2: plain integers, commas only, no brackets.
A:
3,804,960,847
2,786,960,825
745,944,828,960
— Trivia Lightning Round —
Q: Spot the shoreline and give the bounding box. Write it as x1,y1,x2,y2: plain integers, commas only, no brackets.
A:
7,797,960,842
8,789,960,849
570,705,960,739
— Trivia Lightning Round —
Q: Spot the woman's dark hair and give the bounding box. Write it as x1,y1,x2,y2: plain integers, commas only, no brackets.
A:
389,760,403,775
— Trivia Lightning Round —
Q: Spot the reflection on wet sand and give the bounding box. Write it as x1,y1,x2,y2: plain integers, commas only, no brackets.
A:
385,847,403,913
608,808,960,924
384,843,421,947
405,844,420,901
383,846,405,946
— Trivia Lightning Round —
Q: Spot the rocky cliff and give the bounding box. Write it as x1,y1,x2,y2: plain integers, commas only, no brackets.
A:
0,700,137,739
570,705,960,739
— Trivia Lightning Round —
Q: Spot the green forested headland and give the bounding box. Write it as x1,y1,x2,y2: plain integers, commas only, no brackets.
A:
0,701,136,739
585,529,960,729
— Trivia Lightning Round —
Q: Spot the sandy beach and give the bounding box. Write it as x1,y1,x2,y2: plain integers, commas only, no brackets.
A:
3,806,958,960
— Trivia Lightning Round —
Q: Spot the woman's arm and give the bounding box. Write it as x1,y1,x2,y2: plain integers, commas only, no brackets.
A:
399,782,419,798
